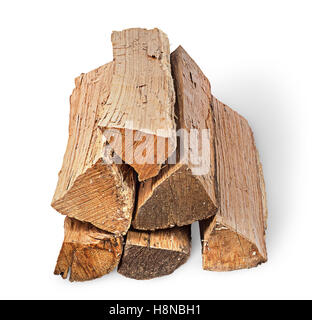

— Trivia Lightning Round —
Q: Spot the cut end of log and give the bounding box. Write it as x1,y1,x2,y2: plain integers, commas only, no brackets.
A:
52,160,135,235
54,218,123,282
54,242,120,282
118,246,189,280
132,164,217,230
118,227,191,280
200,217,267,272
202,225,267,272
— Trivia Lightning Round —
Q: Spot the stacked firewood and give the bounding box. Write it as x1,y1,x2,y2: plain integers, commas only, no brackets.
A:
51,28,268,281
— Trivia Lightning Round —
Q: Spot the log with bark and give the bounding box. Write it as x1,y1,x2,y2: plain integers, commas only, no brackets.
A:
98,28,177,181
199,97,267,271
118,226,191,280
51,62,135,235
131,46,218,231
55,217,123,282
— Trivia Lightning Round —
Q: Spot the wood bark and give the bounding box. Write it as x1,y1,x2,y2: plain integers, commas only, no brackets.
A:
54,217,123,282
51,62,135,235
200,97,268,271
118,226,191,280
98,28,176,181
132,46,218,230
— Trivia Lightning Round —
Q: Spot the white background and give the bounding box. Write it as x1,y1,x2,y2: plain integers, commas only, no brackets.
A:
0,0,311,300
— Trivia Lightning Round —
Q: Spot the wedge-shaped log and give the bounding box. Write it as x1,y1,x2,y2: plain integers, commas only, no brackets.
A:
118,226,191,280
200,97,268,271
98,28,176,181
51,63,135,235
54,217,123,282
132,46,218,230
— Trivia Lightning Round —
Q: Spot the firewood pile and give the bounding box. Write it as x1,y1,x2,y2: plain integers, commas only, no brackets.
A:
51,28,268,281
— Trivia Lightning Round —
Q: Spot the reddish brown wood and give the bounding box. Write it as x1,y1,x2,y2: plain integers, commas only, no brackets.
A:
55,217,123,282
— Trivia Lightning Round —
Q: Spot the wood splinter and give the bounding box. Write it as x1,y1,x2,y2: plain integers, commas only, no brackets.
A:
118,226,191,280
51,62,135,235
200,97,268,271
55,217,123,282
98,28,177,181
132,46,218,231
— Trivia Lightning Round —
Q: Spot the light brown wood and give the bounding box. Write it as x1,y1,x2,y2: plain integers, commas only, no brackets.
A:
132,46,218,230
200,97,267,271
118,226,191,280
51,62,135,235
98,28,176,181
54,217,123,282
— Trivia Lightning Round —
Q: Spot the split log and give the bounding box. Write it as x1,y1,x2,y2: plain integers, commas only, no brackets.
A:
54,217,123,282
51,62,135,235
131,46,218,230
98,28,176,181
118,226,191,280
200,97,267,271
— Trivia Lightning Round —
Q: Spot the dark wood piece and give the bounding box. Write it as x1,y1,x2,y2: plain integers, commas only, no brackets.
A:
118,226,191,280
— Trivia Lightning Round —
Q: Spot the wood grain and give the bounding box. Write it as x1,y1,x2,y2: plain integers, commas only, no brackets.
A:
54,217,123,282
118,226,191,280
200,97,267,271
98,28,176,181
51,62,135,235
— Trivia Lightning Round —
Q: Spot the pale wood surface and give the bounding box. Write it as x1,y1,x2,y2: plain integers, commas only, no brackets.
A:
118,226,191,280
54,217,123,282
51,62,135,235
98,28,176,181
200,97,267,271
126,227,190,254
